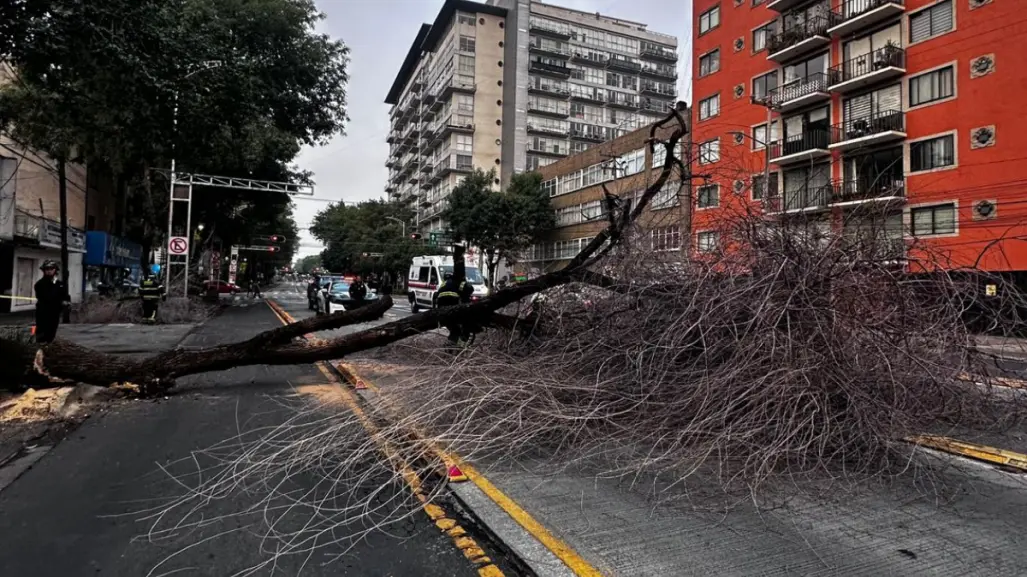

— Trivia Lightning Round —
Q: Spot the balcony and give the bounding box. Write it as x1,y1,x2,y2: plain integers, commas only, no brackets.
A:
528,82,571,98
767,73,830,112
606,56,641,73
571,52,607,67
828,46,905,93
438,77,477,101
766,0,814,12
527,101,570,118
640,46,678,62
829,110,906,151
530,19,572,39
529,40,570,58
640,82,676,98
828,0,905,37
769,130,831,165
569,89,605,104
606,94,640,110
640,63,677,81
434,154,474,180
831,176,905,206
439,118,475,138
526,122,569,137
764,184,832,214
569,128,604,143
386,134,397,144
529,60,572,78
526,142,569,157
767,17,831,63
641,98,674,114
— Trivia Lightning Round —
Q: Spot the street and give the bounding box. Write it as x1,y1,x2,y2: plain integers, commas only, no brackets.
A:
0,290,504,577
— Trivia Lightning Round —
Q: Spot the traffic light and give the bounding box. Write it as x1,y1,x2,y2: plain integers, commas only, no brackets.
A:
267,246,281,253
410,233,422,240
269,235,286,243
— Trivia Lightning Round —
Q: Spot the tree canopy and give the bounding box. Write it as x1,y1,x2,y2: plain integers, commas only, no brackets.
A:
443,169,555,287
311,200,421,278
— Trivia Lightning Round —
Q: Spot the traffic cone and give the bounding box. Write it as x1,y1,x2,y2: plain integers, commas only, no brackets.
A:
447,464,468,483
30,325,36,336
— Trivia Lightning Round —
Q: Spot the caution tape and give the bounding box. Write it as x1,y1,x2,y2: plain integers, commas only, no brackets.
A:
0,295,36,301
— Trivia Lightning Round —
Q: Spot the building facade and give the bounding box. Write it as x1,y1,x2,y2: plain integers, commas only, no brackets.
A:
522,121,689,273
690,0,1027,272
385,0,680,233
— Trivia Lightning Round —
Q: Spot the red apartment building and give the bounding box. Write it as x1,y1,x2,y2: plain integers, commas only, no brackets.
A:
690,0,1027,274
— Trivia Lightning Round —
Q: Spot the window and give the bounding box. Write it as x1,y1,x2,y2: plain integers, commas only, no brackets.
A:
783,52,828,85
909,66,954,107
910,0,953,43
458,13,476,26
752,21,776,53
910,134,955,172
699,6,720,35
751,173,779,200
699,49,720,77
911,203,956,236
752,120,780,150
458,54,475,75
652,142,682,168
653,181,681,209
459,36,476,52
698,94,720,121
454,134,473,153
752,71,778,102
699,139,720,165
617,148,646,177
697,231,719,253
652,226,682,251
697,184,719,208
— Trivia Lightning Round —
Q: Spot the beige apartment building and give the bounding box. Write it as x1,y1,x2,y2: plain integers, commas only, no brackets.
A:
385,0,680,234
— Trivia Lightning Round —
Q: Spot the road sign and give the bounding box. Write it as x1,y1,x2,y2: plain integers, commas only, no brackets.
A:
168,237,189,255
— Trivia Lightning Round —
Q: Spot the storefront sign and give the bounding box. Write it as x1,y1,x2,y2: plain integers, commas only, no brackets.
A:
40,219,86,252
85,231,143,268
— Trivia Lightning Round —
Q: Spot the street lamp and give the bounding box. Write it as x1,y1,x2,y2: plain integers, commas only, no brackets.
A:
385,216,406,237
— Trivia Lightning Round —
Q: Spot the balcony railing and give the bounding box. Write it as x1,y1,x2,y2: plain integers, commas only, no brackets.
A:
569,128,604,142
830,109,905,145
527,101,570,117
640,82,676,98
529,60,572,77
640,46,678,62
768,72,830,107
526,122,569,137
526,142,569,156
765,184,832,212
832,175,905,204
529,40,570,57
571,52,608,67
569,89,605,104
767,16,830,58
528,82,571,98
827,45,905,89
640,63,677,81
606,57,641,73
606,93,640,109
769,130,830,160
828,0,905,36
529,18,572,39
641,98,674,113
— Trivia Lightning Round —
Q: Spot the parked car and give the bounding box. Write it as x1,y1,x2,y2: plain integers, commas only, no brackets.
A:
308,277,335,310
203,280,242,294
317,280,378,315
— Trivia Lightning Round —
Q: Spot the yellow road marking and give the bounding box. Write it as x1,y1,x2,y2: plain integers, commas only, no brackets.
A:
266,300,506,575
907,435,1027,472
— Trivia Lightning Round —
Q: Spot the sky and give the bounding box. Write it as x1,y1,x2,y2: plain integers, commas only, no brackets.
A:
292,0,693,259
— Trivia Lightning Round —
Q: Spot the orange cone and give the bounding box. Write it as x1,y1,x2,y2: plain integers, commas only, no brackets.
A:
447,465,468,483
30,325,36,336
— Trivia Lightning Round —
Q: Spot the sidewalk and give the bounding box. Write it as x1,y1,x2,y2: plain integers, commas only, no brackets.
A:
346,359,1027,577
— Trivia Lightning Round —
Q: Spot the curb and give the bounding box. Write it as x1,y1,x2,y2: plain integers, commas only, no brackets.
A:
907,435,1027,472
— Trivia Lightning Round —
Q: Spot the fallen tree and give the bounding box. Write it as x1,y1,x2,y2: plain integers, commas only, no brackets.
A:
0,106,691,390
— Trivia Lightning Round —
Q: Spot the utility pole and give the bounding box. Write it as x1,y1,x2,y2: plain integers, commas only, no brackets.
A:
57,156,70,323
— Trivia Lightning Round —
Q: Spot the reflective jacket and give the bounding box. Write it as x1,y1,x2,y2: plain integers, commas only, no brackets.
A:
434,279,473,305
139,277,164,300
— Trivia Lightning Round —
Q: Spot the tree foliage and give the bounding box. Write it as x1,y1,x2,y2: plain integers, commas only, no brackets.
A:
295,254,322,274
311,200,420,278
443,169,555,287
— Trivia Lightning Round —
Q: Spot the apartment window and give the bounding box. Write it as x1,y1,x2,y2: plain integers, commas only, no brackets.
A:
698,93,720,121
458,54,475,75
751,71,778,102
699,6,720,35
910,0,953,43
752,21,776,53
652,142,683,168
653,226,682,252
911,203,956,236
699,49,720,77
697,184,719,208
697,231,720,253
910,134,955,172
783,52,828,85
699,139,720,165
458,13,476,26
752,121,780,150
751,173,779,200
454,134,473,153
459,36,476,52
617,148,646,177
909,66,954,107
653,181,681,209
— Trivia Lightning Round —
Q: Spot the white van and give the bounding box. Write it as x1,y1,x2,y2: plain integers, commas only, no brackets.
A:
407,255,488,313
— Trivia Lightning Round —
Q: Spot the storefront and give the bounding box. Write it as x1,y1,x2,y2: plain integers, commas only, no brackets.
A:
84,231,142,294
4,210,87,313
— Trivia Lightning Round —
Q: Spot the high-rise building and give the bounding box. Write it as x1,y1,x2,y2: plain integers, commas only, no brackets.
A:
690,0,1027,272
385,0,679,233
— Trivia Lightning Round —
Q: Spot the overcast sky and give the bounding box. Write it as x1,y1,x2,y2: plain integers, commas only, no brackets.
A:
292,0,692,259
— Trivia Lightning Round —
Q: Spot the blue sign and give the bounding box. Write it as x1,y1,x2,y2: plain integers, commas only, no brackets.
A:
85,231,143,269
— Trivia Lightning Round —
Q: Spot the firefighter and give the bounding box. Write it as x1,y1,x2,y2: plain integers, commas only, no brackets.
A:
138,264,165,323
34,260,69,344
433,271,474,345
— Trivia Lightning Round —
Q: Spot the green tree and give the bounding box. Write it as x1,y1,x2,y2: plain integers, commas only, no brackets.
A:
311,200,420,280
295,254,322,274
443,169,555,288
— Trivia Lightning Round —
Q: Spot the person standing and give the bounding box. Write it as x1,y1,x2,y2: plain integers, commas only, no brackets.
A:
34,260,69,344
138,264,165,323
348,276,368,309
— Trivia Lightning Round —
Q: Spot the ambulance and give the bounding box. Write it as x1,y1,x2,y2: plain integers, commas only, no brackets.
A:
407,254,488,313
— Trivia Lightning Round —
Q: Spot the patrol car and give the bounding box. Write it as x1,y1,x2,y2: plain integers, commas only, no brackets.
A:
407,255,487,313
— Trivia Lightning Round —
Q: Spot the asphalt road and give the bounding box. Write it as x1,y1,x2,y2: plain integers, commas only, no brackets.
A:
265,281,415,337
0,294,490,577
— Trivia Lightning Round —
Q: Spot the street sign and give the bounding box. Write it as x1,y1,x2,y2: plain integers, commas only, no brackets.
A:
168,236,189,255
